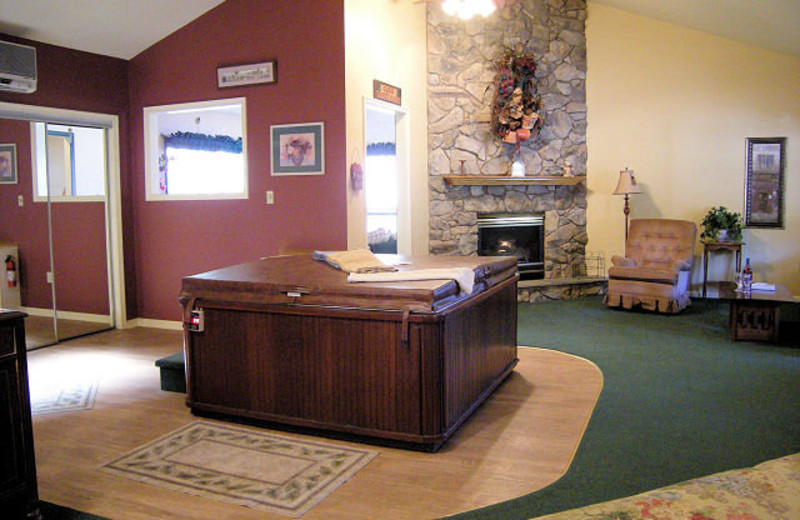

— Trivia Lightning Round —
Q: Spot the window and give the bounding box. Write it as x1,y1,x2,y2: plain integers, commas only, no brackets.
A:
143,98,247,201
32,122,106,201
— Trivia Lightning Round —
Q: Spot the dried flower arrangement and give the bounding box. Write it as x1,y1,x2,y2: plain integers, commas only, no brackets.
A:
492,44,543,152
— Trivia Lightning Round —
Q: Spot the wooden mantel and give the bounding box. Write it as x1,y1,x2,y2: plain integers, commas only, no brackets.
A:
442,174,583,186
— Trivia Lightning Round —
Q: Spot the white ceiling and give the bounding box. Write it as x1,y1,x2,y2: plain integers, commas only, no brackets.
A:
0,0,797,60
0,0,225,60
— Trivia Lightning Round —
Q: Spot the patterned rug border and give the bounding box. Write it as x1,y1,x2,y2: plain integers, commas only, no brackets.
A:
30,379,99,415
99,420,379,517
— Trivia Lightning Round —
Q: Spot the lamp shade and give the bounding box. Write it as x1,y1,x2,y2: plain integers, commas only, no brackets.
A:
613,168,642,195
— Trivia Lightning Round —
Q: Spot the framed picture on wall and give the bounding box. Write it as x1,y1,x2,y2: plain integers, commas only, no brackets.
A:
744,137,785,228
0,144,17,184
270,122,325,176
217,60,277,88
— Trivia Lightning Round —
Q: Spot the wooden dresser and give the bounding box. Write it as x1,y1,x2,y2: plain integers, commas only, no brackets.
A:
0,310,39,518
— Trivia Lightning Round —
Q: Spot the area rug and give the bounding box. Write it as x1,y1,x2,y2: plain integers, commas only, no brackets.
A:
30,378,99,415
100,421,379,517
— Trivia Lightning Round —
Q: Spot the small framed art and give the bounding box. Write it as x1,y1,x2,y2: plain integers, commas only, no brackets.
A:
270,122,325,176
745,137,785,228
217,60,276,88
0,144,17,184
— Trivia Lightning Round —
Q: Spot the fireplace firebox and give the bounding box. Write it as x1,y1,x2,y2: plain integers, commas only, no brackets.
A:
477,214,544,280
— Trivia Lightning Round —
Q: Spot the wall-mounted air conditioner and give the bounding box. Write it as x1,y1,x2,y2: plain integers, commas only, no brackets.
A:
0,41,37,94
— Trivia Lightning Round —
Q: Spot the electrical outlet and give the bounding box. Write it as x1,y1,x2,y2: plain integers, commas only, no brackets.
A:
46,271,54,284
17,195,23,207
266,191,274,205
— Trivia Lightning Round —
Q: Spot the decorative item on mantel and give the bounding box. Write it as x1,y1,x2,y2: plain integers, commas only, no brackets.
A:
511,158,525,177
491,42,543,176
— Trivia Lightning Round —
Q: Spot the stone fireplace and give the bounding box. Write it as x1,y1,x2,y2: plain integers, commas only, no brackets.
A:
477,213,544,280
427,0,590,289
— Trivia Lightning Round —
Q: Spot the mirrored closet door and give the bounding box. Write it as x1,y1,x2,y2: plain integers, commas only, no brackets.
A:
0,110,115,349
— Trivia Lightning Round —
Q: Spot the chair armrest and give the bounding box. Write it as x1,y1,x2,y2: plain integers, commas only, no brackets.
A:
671,259,692,271
611,255,636,267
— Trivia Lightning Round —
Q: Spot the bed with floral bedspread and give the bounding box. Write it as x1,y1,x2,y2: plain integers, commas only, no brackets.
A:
535,453,800,520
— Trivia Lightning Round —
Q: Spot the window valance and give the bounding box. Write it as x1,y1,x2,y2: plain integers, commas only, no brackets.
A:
164,131,242,154
366,142,396,156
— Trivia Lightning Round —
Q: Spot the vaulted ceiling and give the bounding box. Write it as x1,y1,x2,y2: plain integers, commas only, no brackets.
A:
592,0,800,58
0,0,797,60
0,0,225,60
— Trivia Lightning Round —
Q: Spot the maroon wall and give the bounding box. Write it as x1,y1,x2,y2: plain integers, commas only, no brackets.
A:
0,35,133,316
0,119,51,309
1,0,347,323
128,0,347,320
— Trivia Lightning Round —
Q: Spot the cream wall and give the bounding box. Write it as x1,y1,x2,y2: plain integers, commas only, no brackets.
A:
586,3,800,295
344,0,429,255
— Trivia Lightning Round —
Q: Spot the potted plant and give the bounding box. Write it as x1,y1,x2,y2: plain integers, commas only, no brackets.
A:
700,206,743,242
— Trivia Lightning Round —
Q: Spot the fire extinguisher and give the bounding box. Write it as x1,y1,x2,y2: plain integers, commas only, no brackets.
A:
5,255,16,288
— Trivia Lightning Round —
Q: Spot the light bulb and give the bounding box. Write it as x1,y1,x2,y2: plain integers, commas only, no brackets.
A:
442,0,497,20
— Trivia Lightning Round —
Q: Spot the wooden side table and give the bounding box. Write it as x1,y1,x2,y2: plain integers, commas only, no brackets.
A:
702,241,744,298
705,282,795,342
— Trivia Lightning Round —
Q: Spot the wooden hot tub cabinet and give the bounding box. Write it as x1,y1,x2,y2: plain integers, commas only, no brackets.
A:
180,254,518,450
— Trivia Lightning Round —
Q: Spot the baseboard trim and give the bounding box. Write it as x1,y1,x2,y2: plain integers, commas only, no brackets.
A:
22,307,112,324
127,318,183,331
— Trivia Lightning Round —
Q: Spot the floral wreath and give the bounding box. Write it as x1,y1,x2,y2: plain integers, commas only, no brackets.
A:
492,45,543,154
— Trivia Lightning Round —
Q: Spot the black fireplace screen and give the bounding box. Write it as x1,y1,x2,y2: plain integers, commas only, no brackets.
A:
477,214,544,280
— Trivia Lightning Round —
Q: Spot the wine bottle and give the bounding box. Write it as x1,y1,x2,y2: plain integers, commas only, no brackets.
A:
741,257,753,292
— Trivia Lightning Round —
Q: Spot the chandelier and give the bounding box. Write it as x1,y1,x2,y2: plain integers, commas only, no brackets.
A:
441,0,504,19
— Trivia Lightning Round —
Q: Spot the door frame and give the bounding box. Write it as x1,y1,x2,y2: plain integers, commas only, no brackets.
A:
363,98,411,255
0,101,126,329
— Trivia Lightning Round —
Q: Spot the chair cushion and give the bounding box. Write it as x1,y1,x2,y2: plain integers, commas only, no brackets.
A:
608,265,679,284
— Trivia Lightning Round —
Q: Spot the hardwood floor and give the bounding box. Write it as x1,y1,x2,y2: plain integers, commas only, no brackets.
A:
25,315,112,350
27,327,602,520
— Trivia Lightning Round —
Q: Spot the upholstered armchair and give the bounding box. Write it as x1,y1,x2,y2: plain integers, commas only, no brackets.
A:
605,219,697,314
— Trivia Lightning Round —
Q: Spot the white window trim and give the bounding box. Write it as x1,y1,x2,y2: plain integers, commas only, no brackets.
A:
143,97,248,202
29,123,107,203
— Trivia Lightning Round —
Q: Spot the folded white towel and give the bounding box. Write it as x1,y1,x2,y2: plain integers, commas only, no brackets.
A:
347,267,476,295
751,282,776,291
314,249,397,273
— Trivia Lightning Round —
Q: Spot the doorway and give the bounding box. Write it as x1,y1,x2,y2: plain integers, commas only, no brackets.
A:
0,102,125,349
364,99,410,255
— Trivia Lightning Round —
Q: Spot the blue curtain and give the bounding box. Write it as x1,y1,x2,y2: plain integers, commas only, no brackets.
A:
164,131,242,154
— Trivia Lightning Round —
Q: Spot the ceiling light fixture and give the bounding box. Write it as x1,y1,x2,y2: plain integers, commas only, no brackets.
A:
441,0,501,20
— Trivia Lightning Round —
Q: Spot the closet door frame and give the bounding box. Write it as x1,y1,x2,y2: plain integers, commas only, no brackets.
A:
0,101,126,330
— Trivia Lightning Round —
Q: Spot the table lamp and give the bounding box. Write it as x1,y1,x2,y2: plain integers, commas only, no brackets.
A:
613,168,642,242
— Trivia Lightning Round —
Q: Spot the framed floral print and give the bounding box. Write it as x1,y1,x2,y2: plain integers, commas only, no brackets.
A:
0,144,17,184
270,122,325,176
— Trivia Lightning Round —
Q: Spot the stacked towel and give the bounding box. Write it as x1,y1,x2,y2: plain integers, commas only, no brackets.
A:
314,250,476,295
348,267,476,295
314,249,397,274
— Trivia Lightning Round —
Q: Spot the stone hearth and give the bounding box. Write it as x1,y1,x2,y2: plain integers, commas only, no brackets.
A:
427,0,589,285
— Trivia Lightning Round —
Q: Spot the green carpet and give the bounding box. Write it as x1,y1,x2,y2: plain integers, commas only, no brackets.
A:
448,296,800,519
